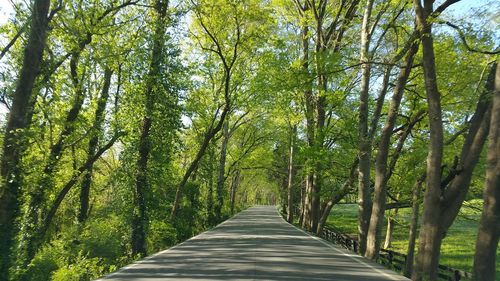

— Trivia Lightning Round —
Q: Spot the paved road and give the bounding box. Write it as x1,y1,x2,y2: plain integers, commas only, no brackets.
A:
97,206,409,281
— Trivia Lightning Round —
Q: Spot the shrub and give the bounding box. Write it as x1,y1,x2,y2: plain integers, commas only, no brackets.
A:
51,254,104,281
80,215,128,263
22,240,68,281
147,220,177,254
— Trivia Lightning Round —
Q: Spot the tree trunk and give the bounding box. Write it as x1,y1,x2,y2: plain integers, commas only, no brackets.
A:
383,217,393,249
215,121,229,219
207,145,215,224
78,67,113,223
383,205,401,249
413,22,494,277
473,62,500,281
230,169,241,215
19,31,94,267
132,0,169,257
302,175,312,229
438,64,495,232
286,125,296,223
365,42,418,260
404,174,425,278
299,177,306,226
412,0,445,278
0,0,51,278
300,3,316,232
357,0,375,256
39,133,123,244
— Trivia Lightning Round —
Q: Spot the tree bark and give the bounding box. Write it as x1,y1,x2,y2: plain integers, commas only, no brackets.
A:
0,0,51,278
438,64,495,231
207,144,216,224
412,0,445,279
132,0,169,257
230,169,241,215
298,1,316,232
383,215,395,249
404,173,425,278
215,121,229,219
78,67,113,223
287,125,296,223
299,177,306,226
357,0,375,256
412,1,467,280
365,42,418,260
473,62,500,281
302,175,312,229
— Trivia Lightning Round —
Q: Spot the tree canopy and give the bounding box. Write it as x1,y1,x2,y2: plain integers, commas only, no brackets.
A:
0,0,498,280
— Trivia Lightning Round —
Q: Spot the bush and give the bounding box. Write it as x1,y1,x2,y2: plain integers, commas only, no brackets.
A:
80,215,128,263
21,215,129,281
51,254,104,281
147,220,177,254
22,243,65,281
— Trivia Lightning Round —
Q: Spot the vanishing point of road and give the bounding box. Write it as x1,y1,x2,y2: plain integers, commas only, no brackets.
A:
97,206,409,281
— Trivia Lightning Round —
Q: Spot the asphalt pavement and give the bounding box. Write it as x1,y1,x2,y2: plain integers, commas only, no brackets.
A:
96,205,410,281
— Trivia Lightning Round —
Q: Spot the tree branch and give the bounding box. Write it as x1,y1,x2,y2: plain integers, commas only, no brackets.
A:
443,21,500,55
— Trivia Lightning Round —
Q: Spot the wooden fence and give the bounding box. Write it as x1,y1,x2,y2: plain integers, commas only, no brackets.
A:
319,226,472,281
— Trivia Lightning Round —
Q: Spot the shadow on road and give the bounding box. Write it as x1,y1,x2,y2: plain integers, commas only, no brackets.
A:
98,206,409,281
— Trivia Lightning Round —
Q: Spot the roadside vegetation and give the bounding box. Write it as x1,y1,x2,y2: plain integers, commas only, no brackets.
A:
327,203,500,280
0,0,498,281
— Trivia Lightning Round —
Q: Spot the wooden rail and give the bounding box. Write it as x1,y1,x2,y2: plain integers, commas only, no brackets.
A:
319,226,472,281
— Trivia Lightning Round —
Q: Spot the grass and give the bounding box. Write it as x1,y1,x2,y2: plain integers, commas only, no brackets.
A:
326,202,500,280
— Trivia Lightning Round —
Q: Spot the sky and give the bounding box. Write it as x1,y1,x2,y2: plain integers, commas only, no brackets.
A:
0,0,12,25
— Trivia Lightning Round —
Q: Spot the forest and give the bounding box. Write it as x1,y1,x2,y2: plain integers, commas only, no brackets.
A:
0,0,498,280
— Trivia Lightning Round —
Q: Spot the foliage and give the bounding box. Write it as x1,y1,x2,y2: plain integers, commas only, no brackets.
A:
0,0,498,280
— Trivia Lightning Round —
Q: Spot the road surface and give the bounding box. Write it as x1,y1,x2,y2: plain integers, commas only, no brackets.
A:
97,205,409,281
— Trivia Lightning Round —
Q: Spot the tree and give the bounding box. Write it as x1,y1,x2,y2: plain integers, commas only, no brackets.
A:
78,67,113,223
0,0,51,278
132,0,171,257
171,0,270,220
473,62,500,281
412,0,496,275
357,0,375,256
365,42,419,259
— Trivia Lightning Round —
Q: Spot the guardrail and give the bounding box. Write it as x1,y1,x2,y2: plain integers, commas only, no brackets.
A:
319,226,472,281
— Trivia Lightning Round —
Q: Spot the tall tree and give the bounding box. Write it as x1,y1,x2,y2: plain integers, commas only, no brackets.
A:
473,62,500,281
171,0,269,219
215,121,229,219
412,0,458,279
412,0,495,274
357,0,375,256
132,0,170,257
286,125,296,223
78,67,113,223
365,42,419,259
293,0,359,233
0,0,51,278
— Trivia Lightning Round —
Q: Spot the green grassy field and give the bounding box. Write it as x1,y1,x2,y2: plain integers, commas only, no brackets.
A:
326,203,500,280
